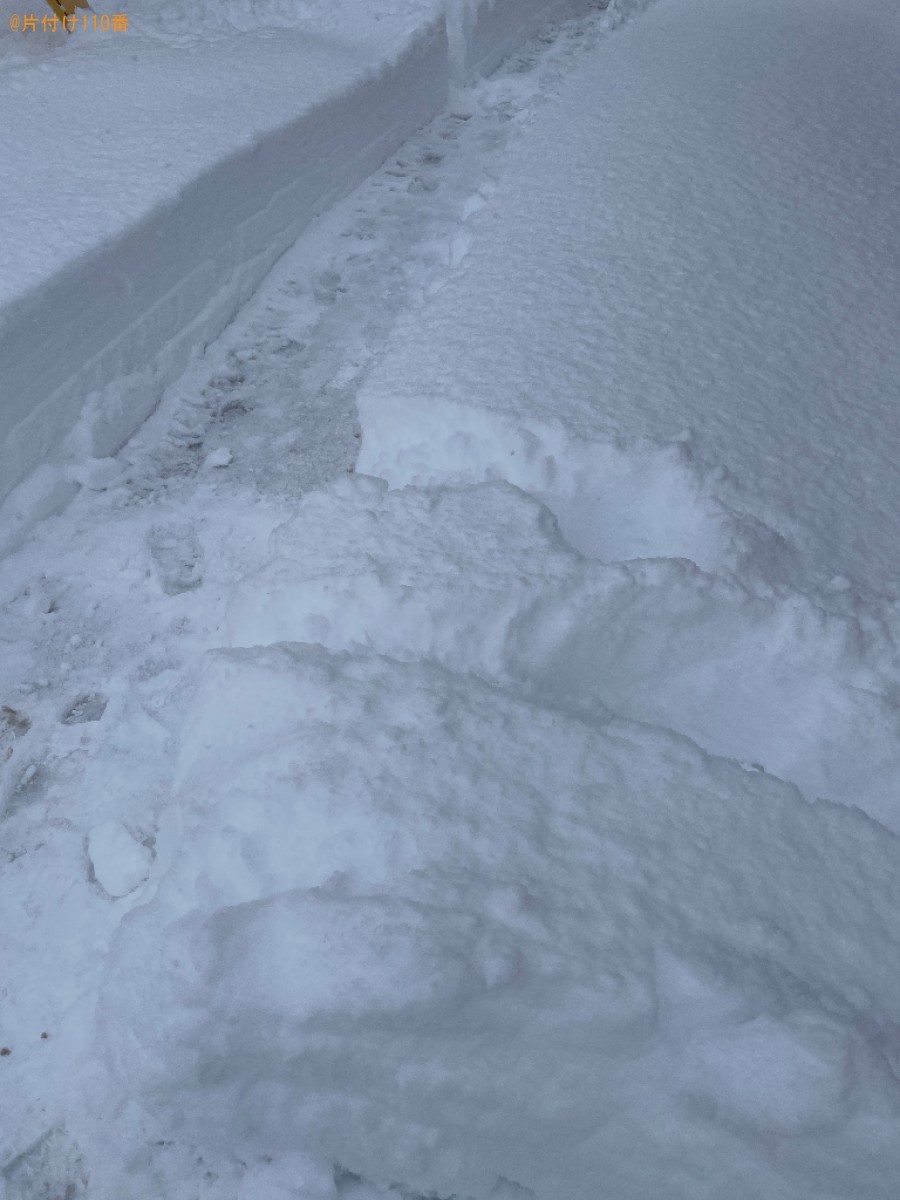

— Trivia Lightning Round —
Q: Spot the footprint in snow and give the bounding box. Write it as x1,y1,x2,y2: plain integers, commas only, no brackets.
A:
148,524,204,596
1,705,31,759
61,693,107,725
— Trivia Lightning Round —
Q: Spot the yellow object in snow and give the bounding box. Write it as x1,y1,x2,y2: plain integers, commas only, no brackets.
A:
44,0,92,25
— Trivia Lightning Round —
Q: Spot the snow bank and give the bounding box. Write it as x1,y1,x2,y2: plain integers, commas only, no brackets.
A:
0,0,607,555
227,474,900,829
79,467,900,1195
90,641,900,1198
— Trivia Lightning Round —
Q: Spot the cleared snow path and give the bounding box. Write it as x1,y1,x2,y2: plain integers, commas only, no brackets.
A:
4,1,900,1198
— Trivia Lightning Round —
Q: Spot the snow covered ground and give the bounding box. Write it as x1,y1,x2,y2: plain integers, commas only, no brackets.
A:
0,0,595,544
3,0,900,1197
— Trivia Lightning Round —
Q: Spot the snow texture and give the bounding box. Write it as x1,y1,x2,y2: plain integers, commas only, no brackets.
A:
92,642,900,1199
2,0,900,1197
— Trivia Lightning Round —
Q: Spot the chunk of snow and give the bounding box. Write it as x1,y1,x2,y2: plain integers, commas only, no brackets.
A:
66,457,125,492
203,446,234,470
87,821,152,898
236,1153,336,1200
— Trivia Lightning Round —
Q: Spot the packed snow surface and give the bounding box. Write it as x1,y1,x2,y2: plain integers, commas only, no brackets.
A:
3,0,900,1198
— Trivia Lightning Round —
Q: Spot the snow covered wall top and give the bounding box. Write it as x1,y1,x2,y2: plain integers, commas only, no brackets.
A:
0,0,600,553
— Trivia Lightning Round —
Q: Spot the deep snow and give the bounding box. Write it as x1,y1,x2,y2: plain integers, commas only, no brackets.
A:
3,0,900,1198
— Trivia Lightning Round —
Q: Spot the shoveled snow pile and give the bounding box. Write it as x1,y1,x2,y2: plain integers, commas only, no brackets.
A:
227,477,900,826
88,638,900,1199
82,474,900,1199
